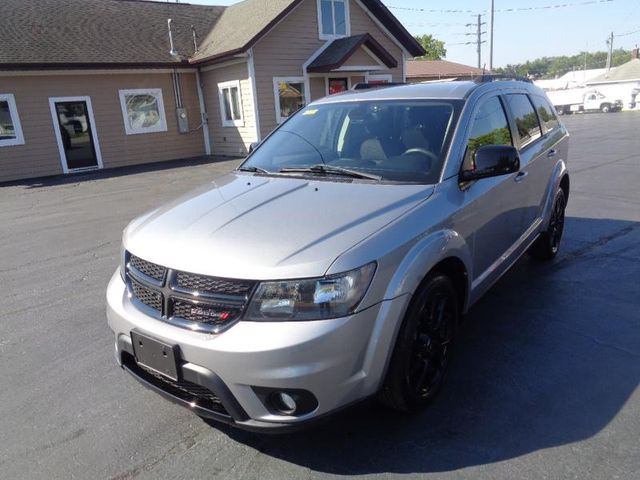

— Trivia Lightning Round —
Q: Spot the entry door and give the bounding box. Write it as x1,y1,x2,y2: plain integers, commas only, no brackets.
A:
51,98,101,171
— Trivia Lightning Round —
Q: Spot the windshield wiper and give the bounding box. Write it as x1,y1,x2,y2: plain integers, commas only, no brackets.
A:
237,166,271,174
279,164,382,181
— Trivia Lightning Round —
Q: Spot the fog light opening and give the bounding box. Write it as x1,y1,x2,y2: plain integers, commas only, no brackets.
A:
271,392,297,415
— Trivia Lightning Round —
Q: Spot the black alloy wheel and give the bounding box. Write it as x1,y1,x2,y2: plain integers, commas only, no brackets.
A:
380,273,459,411
529,188,566,260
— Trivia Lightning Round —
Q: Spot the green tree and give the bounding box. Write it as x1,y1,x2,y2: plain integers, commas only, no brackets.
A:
413,34,447,60
495,49,632,79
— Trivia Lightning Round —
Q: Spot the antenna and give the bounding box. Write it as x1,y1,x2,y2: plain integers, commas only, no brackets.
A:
168,19,178,57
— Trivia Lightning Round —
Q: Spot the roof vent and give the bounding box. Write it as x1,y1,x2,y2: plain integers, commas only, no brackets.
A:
168,19,178,57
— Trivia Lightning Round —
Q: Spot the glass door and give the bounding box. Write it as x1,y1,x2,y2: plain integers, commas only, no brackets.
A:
54,101,98,170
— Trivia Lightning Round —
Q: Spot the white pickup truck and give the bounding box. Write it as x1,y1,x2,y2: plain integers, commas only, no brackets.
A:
547,88,623,115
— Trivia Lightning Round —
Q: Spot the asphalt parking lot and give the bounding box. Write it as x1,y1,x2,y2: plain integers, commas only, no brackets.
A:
1,112,639,479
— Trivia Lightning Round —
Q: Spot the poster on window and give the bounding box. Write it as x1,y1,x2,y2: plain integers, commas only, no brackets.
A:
329,78,348,95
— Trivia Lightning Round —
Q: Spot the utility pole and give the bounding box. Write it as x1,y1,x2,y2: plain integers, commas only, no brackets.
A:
606,31,614,72
489,0,495,71
476,14,482,68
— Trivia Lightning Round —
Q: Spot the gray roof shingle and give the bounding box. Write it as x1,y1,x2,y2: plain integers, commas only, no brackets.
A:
1,0,224,66
190,0,300,63
588,59,640,83
1,0,424,68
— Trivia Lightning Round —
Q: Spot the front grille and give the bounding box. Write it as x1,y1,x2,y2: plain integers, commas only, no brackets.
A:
171,300,242,325
175,272,255,297
125,251,252,333
130,279,162,312
130,255,166,282
123,353,228,415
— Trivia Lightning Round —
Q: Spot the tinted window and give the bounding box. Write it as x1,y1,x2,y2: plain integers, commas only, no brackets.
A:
242,100,462,184
531,95,560,133
505,94,542,147
462,96,512,171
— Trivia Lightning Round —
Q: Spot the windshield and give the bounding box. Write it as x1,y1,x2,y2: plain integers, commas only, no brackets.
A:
241,100,462,183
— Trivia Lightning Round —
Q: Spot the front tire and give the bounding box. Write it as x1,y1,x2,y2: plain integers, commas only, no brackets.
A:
601,103,611,113
379,273,459,412
529,188,566,261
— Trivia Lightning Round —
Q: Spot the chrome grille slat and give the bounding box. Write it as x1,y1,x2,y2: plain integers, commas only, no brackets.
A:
125,252,251,333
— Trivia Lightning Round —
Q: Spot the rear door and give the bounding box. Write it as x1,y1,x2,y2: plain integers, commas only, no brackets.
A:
502,93,546,232
528,94,568,216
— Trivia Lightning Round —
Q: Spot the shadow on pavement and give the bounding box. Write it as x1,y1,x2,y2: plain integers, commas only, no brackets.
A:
208,217,640,475
0,155,241,189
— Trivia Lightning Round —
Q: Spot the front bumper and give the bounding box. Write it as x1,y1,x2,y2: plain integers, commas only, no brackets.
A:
106,271,408,430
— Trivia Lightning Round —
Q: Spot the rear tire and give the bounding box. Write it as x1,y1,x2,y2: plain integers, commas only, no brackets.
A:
379,273,459,412
529,189,566,261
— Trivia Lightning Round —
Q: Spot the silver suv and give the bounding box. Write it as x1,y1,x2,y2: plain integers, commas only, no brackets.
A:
107,79,569,431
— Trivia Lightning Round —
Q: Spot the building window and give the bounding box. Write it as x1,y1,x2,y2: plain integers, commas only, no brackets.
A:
0,94,25,147
366,74,392,85
273,77,307,124
118,88,167,135
218,81,244,127
318,0,349,39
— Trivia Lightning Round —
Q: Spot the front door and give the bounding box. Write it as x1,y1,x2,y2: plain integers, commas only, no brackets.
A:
458,94,530,280
51,98,101,171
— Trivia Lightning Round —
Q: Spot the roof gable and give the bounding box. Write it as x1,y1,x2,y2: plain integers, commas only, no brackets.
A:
190,0,301,63
191,0,423,65
306,34,397,72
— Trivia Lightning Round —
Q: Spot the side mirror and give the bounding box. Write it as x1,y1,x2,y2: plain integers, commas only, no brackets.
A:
249,141,260,154
459,145,520,182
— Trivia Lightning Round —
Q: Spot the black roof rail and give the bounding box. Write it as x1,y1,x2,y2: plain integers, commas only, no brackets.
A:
473,74,533,84
351,82,406,90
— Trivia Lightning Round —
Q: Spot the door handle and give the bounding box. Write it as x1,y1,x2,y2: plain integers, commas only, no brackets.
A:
514,171,528,183
547,149,557,158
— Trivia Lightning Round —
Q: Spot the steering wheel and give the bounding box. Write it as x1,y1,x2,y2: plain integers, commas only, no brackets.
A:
402,148,439,164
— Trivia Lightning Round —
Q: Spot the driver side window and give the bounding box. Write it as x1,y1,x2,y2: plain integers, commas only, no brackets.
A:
462,96,512,172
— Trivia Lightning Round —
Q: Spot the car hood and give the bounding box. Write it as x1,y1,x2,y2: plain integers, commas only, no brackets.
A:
124,172,434,280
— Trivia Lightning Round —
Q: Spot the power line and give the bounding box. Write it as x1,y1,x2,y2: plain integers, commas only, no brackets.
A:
387,0,613,15
617,27,640,37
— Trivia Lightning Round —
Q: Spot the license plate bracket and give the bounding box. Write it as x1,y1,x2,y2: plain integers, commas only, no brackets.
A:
131,330,180,381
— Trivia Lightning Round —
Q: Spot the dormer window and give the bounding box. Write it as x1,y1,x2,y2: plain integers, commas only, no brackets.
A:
318,0,350,40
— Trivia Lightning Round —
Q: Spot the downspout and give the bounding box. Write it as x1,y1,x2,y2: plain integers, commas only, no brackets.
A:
247,48,262,141
195,68,212,155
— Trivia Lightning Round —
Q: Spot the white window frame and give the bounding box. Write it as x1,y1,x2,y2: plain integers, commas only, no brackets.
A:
118,88,167,135
365,73,393,84
0,94,25,147
273,77,308,124
48,96,104,173
217,80,244,128
317,0,351,40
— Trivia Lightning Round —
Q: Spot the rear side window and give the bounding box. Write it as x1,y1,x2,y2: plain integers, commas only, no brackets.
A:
531,95,560,133
505,94,542,148
462,96,512,171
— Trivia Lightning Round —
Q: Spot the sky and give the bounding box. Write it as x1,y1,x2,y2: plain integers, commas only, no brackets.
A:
184,0,640,67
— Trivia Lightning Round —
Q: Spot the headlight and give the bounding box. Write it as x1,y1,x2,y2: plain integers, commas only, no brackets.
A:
245,262,376,321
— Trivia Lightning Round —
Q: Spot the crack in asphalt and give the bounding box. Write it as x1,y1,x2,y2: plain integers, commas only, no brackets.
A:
570,153,639,174
553,223,640,270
